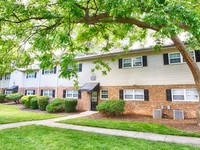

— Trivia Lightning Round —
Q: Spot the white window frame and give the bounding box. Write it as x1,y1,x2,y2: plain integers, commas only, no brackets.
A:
172,89,198,101
123,56,143,68
65,90,78,99
100,90,109,100
5,74,11,80
43,90,53,98
43,69,54,75
26,72,36,79
169,51,195,64
26,90,35,95
4,90,12,95
124,89,144,101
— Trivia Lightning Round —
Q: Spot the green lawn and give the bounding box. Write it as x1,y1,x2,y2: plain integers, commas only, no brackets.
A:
0,125,199,150
0,104,63,124
59,118,200,138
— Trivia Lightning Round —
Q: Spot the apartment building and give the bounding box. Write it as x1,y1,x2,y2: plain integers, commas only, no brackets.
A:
0,45,199,118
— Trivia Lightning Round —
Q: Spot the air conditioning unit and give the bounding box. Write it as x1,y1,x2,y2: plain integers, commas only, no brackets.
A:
153,109,162,119
173,110,184,120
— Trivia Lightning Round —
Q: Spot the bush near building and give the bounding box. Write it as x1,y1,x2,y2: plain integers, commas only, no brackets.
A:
0,94,6,103
46,98,65,113
97,99,125,116
21,95,36,108
37,96,49,111
64,99,77,112
5,93,23,103
30,97,38,109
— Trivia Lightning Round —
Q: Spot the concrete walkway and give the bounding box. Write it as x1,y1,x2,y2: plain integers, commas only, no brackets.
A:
1,111,200,147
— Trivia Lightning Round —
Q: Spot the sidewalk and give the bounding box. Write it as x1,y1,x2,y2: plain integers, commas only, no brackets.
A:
1,111,200,147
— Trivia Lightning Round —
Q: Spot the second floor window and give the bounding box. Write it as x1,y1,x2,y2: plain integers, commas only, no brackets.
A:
5,74,10,80
26,72,37,79
168,51,195,64
42,67,57,75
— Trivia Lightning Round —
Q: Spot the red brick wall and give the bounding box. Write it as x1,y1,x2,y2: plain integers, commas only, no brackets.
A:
99,84,198,118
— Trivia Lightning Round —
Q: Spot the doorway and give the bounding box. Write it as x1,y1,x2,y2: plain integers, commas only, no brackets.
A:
91,91,98,111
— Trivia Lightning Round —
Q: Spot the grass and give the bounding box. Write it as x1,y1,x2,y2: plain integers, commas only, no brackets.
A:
0,104,63,124
0,125,199,150
59,118,200,138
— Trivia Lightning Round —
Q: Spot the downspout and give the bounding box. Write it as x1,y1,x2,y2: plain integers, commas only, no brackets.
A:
38,69,41,96
56,65,59,98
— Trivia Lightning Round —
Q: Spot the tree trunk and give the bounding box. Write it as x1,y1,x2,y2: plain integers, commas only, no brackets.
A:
171,35,200,125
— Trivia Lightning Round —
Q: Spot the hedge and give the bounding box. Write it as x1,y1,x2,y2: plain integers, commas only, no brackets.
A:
65,99,77,112
96,99,125,116
30,97,38,109
0,94,6,103
46,98,65,113
37,96,49,111
21,95,36,108
6,93,23,103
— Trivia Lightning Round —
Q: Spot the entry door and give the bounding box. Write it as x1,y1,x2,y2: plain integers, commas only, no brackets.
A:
91,92,98,111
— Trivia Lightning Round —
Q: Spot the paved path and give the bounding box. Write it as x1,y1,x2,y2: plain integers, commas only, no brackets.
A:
1,111,200,147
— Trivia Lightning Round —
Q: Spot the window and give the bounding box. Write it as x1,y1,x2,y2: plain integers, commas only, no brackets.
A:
26,90,35,95
43,90,54,98
65,90,78,98
26,72,36,79
172,89,198,101
123,56,143,68
169,51,195,64
68,63,82,72
5,74,10,80
100,90,108,99
124,89,144,100
0,76,2,80
4,90,12,95
43,69,54,74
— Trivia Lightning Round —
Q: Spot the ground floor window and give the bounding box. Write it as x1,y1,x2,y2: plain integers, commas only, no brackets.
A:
43,90,55,98
4,90,12,95
100,90,108,99
124,89,144,100
172,89,198,101
65,90,78,99
25,90,35,96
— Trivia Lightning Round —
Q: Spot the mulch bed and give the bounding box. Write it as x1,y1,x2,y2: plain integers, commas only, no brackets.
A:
84,113,200,133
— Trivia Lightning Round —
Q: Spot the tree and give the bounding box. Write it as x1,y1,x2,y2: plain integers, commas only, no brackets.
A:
1,0,200,123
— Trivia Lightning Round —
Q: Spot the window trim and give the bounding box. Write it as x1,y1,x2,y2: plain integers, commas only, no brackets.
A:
171,89,198,102
43,69,54,75
65,90,78,99
123,89,144,101
122,56,143,68
5,74,11,80
168,51,195,65
100,90,109,100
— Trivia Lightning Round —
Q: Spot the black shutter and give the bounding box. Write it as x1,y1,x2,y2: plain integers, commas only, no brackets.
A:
41,90,43,96
78,63,82,72
142,56,147,67
144,89,149,101
63,90,66,98
195,50,200,62
54,66,57,74
33,90,35,95
0,76,2,80
26,73,28,78
166,89,172,101
34,72,37,78
25,90,27,95
119,59,122,69
119,90,124,100
3,90,5,94
78,90,82,99
52,90,55,98
42,70,44,75
163,53,169,65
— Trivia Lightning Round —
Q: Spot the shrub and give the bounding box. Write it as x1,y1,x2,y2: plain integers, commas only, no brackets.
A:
37,96,49,111
0,94,6,103
21,95,36,108
96,99,125,116
30,97,38,109
46,98,65,113
6,93,23,103
65,99,77,112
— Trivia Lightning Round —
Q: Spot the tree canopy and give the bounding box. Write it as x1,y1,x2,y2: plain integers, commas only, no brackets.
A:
0,0,200,78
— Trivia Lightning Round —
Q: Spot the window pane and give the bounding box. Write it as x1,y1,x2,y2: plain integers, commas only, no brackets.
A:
101,90,108,99
169,53,181,64
124,90,133,99
123,59,132,67
173,90,184,95
173,95,184,100
125,95,133,99
186,89,198,101
133,57,142,67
